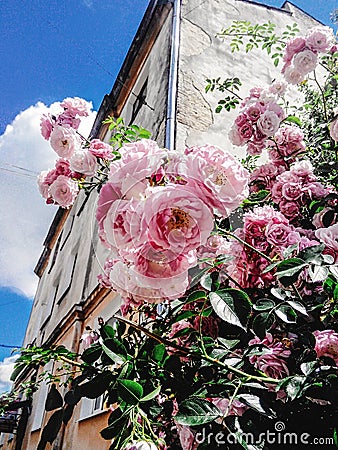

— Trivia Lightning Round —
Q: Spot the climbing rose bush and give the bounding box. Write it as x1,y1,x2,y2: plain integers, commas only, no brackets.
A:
11,22,337,450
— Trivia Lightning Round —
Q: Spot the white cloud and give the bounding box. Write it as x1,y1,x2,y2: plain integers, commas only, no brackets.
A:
0,355,19,394
0,101,96,298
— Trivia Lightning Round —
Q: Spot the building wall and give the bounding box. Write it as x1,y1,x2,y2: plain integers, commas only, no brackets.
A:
176,0,321,154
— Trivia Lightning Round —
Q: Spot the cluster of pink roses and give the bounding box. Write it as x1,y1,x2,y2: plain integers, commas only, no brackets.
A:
271,160,329,222
225,205,303,289
229,84,286,155
38,97,113,207
282,26,334,84
96,140,249,311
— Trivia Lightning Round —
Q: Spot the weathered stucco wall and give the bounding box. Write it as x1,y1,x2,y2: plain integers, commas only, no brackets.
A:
176,0,321,154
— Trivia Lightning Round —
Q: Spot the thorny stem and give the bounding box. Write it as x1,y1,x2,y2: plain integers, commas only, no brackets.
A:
113,315,280,384
313,70,329,124
220,229,273,263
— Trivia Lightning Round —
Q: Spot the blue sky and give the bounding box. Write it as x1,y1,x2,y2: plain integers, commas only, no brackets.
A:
0,0,336,392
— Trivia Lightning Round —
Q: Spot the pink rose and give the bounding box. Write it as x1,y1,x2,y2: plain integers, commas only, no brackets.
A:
315,223,338,260
281,182,303,201
313,329,338,365
57,112,81,130
269,81,287,96
283,66,304,85
143,185,214,254
80,329,99,351
306,26,334,53
96,182,122,245
49,175,79,208
284,37,306,62
60,97,90,117
70,149,98,176
265,222,300,248
103,198,145,255
249,333,291,379
180,145,249,217
330,118,338,142
279,200,300,221
55,159,71,177
257,110,280,137
89,139,113,159
175,423,198,450
293,49,318,75
124,441,158,450
49,125,81,158
40,114,54,140
228,125,246,146
37,171,52,199
209,397,248,421
108,139,166,199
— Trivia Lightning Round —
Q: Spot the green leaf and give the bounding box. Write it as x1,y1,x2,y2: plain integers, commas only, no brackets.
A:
209,289,252,330
45,384,63,411
101,324,115,339
81,343,102,364
80,372,113,399
102,340,126,365
253,299,275,311
236,394,276,418
100,408,127,440
117,379,143,405
275,258,307,286
10,362,26,382
140,385,161,402
39,409,63,444
175,397,221,426
283,115,302,126
252,312,274,339
152,343,166,363
274,304,297,323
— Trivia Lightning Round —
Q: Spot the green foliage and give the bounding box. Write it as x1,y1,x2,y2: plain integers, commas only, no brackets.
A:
103,116,151,149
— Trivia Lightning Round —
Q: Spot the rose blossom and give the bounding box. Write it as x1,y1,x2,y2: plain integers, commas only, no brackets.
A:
80,328,99,351
60,97,90,117
175,423,198,450
283,65,304,85
313,207,337,228
124,441,158,450
279,200,300,220
96,182,122,246
103,198,144,255
265,222,300,248
40,114,54,140
108,139,166,199
37,171,52,199
49,125,81,158
70,149,98,176
49,175,79,208
209,397,248,421
306,26,334,53
228,125,246,146
55,159,71,177
330,118,338,142
143,185,214,253
249,333,291,379
257,110,280,136
180,145,249,217
315,223,338,261
283,37,306,63
57,112,81,130
293,49,318,75
313,329,338,365
89,139,113,159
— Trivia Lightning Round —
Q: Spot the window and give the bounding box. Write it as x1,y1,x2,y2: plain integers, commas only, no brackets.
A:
78,395,105,421
31,362,53,431
129,78,148,124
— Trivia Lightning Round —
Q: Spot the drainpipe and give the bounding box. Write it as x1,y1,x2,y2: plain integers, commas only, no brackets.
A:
165,0,181,150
